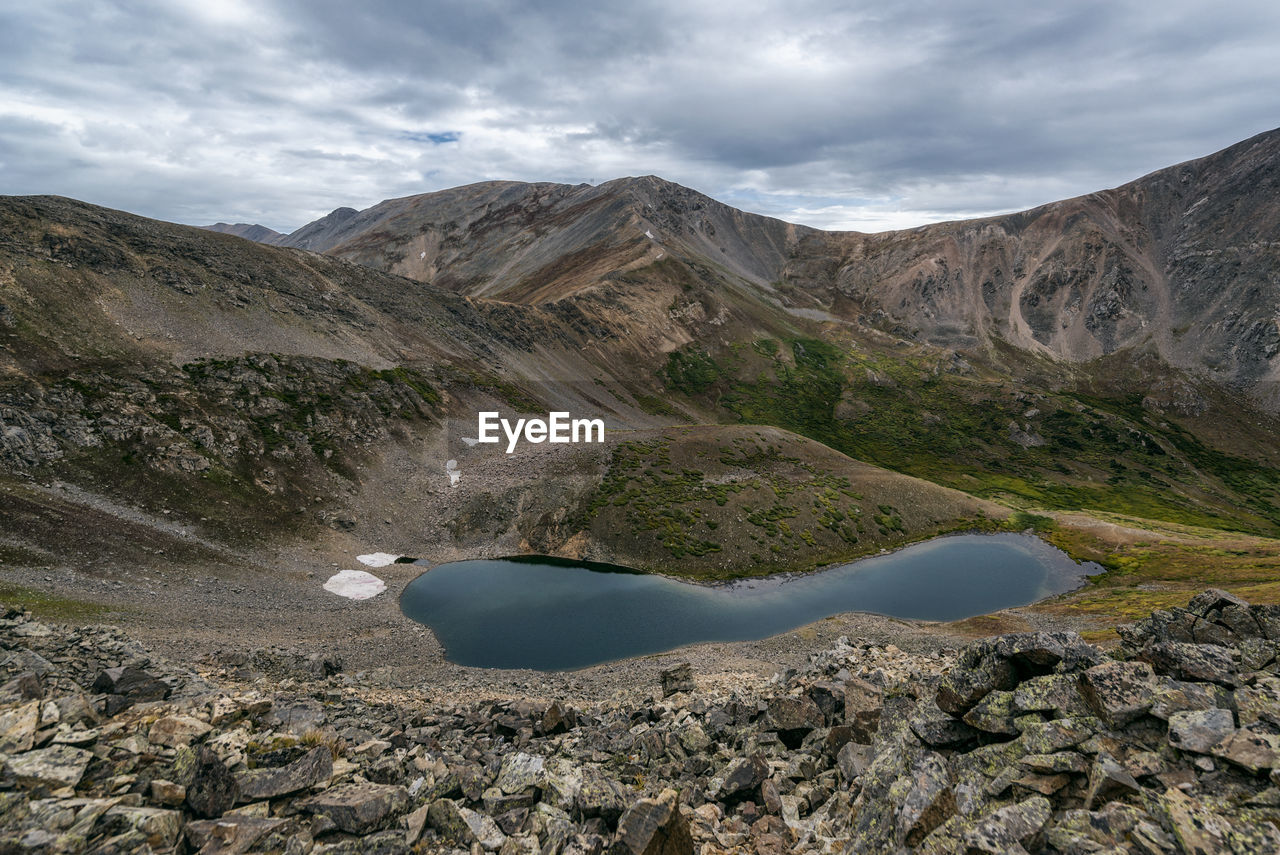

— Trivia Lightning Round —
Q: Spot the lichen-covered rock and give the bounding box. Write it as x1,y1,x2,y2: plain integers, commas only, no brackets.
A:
896,752,955,846
1209,724,1280,773
299,782,409,834
186,745,239,818
935,650,1016,715
1138,641,1238,685
1078,660,1155,727
1168,707,1236,755
659,664,694,697
613,788,693,855
7,744,92,788
235,744,333,801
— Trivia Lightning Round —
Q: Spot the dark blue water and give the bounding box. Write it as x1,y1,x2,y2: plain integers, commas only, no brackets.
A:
399,533,1102,670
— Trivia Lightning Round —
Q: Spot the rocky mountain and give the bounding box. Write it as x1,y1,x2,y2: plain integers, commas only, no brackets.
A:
202,223,287,245
247,129,1280,409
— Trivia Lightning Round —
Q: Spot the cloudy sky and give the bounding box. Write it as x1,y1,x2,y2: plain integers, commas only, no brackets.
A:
1,1,1277,233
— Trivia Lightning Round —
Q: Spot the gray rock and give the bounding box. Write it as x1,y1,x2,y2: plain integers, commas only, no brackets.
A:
496,751,546,795
299,782,409,834
236,744,333,801
719,753,768,802
187,745,240,818
148,713,212,747
1188,588,1249,618
1084,754,1141,809
960,795,1051,853
1079,660,1155,727
185,815,287,853
0,700,40,753
541,700,575,735
101,805,184,850
896,751,954,846
659,664,694,697
765,695,824,748
1235,677,1280,726
427,797,506,851
612,788,693,855
1138,641,1237,685
837,742,873,783
936,653,1017,716
91,665,170,704
1168,708,1236,755
962,690,1020,735
843,677,882,742
7,744,92,788
1210,723,1280,773
576,766,628,822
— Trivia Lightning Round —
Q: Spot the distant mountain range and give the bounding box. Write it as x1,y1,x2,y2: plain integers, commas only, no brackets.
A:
2,128,1278,582
207,128,1280,408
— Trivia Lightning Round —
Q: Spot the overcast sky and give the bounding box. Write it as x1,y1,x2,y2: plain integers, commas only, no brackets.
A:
1,1,1277,233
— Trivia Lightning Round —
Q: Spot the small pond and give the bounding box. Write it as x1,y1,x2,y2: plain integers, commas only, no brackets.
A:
399,533,1102,670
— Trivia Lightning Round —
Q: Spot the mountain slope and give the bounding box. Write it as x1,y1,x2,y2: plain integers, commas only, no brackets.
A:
202,222,287,244
250,129,1280,407
783,127,1280,404
0,194,992,579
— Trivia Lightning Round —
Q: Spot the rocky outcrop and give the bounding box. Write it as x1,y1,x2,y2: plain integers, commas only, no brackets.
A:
1,593,1278,852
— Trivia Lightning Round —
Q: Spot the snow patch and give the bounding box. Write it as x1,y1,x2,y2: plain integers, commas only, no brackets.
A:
460,437,479,447
419,251,427,259
357,552,400,567
446,458,460,487
644,229,656,240
323,569,386,600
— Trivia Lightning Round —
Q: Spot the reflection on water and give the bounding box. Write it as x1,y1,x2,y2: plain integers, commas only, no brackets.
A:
399,533,1101,670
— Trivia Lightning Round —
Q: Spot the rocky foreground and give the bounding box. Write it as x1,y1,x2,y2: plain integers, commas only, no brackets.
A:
1,592,1279,854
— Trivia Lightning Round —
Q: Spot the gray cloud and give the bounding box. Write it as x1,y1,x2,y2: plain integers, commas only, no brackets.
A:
1,0,1277,232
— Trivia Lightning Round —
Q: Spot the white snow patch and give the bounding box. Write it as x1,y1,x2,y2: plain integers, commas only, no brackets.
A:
323,569,386,600
446,458,461,487
644,229,655,240
460,437,479,447
419,251,427,259
357,552,400,567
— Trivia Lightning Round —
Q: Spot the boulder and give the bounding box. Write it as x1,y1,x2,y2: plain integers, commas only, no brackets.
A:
235,744,333,801
1138,641,1237,685
612,788,693,855
960,795,1051,854
496,751,546,795
1078,660,1155,727
7,744,92,788
1168,708,1236,755
0,700,40,753
719,753,768,803
1084,754,1141,809
427,797,506,851
185,816,287,854
1210,724,1280,773
764,695,824,748
299,782,410,834
101,805,183,850
896,752,954,846
936,653,1016,716
659,664,694,697
148,714,212,747
541,700,576,734
91,666,170,704
186,745,240,818
843,677,882,742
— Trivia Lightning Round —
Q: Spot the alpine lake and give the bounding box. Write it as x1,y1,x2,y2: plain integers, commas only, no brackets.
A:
399,533,1102,670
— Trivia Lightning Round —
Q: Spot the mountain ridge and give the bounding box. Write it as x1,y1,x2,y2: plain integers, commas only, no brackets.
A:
200,128,1280,407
